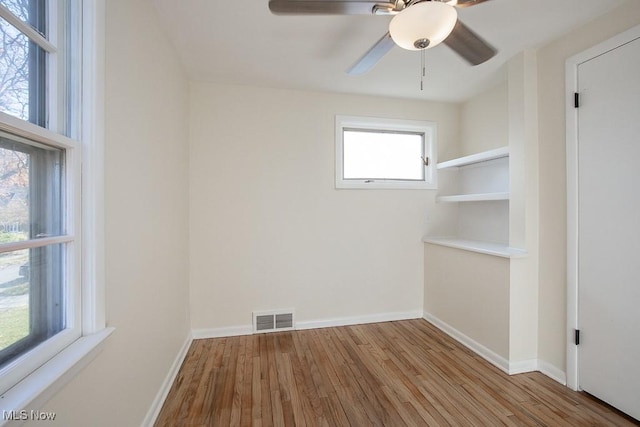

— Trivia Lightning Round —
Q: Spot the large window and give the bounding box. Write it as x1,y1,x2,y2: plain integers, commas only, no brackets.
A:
335,115,437,189
0,0,99,404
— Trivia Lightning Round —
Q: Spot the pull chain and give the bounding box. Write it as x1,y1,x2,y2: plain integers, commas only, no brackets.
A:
420,49,426,91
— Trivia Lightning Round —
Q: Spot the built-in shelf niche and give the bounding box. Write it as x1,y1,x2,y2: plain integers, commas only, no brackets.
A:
425,146,524,257
436,146,509,202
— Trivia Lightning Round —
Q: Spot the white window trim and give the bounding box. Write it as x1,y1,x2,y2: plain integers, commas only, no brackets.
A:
0,1,110,423
335,115,437,190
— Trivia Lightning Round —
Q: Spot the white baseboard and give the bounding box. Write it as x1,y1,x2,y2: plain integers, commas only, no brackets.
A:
192,311,422,339
142,333,193,427
538,360,567,385
509,359,539,375
422,311,568,384
296,310,423,330
422,311,511,374
192,324,253,339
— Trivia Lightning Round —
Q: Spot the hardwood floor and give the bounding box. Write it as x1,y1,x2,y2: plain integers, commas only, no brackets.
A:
155,319,638,426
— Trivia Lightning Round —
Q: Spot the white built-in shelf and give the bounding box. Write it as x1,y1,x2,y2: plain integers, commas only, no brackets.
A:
436,192,509,203
437,146,509,170
422,236,527,259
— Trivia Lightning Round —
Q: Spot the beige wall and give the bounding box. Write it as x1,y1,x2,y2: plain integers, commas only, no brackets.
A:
459,79,508,157
424,244,511,358
507,51,539,363
29,0,191,425
188,83,459,330
537,1,640,371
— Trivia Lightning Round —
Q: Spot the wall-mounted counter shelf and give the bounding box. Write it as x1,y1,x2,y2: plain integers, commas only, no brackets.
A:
423,236,527,259
437,146,509,170
436,192,509,203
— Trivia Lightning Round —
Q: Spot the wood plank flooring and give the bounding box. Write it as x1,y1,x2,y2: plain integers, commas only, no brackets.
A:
155,319,639,426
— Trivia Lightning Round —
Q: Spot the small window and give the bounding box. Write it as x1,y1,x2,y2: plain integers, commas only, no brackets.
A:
335,115,437,189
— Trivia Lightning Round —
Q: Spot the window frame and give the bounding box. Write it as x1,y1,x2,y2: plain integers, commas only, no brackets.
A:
0,120,81,397
0,132,68,369
0,0,110,417
335,115,438,190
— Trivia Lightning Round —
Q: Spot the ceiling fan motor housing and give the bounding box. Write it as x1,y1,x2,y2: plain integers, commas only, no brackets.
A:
389,1,458,50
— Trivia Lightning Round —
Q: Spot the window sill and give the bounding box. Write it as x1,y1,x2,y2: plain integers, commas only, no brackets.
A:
0,327,114,426
336,180,437,190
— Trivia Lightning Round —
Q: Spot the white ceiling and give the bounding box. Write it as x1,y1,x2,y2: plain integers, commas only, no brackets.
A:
150,0,626,103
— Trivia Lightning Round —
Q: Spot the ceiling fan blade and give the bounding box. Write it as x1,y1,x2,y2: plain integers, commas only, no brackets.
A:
346,32,395,75
453,0,490,8
444,20,496,65
269,0,395,15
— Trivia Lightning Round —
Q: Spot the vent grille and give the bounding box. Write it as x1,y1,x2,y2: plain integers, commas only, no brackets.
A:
253,310,295,334
255,315,275,331
276,313,293,329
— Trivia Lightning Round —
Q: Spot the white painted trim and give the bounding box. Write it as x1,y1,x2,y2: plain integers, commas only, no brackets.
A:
565,24,640,392
81,0,106,334
141,333,193,427
565,56,580,392
296,310,422,330
192,311,422,339
0,4,57,53
509,359,538,375
0,112,78,150
0,328,114,427
0,235,74,253
538,360,567,386
422,311,511,374
192,325,253,340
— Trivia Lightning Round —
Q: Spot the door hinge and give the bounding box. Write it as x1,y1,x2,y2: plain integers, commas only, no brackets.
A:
575,329,580,345
574,92,580,108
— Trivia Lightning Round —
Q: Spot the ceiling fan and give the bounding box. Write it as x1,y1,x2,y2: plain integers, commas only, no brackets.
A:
268,0,496,75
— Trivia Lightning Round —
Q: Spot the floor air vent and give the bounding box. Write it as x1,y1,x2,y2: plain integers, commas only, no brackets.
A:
253,310,295,334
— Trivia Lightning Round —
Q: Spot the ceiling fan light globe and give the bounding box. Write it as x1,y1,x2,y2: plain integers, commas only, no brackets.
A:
389,2,458,51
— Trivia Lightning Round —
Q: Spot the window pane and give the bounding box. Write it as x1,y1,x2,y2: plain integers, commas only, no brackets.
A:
0,17,30,121
0,244,65,367
0,0,46,33
0,0,47,126
0,0,28,22
0,248,30,352
0,135,64,240
343,130,424,180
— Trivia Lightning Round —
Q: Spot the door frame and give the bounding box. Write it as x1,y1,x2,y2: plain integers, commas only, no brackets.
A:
565,24,640,391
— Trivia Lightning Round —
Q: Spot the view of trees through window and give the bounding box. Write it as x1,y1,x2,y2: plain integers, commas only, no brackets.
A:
0,144,30,352
0,0,32,121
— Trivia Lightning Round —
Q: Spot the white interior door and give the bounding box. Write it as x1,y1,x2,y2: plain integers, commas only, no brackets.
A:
577,35,640,421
